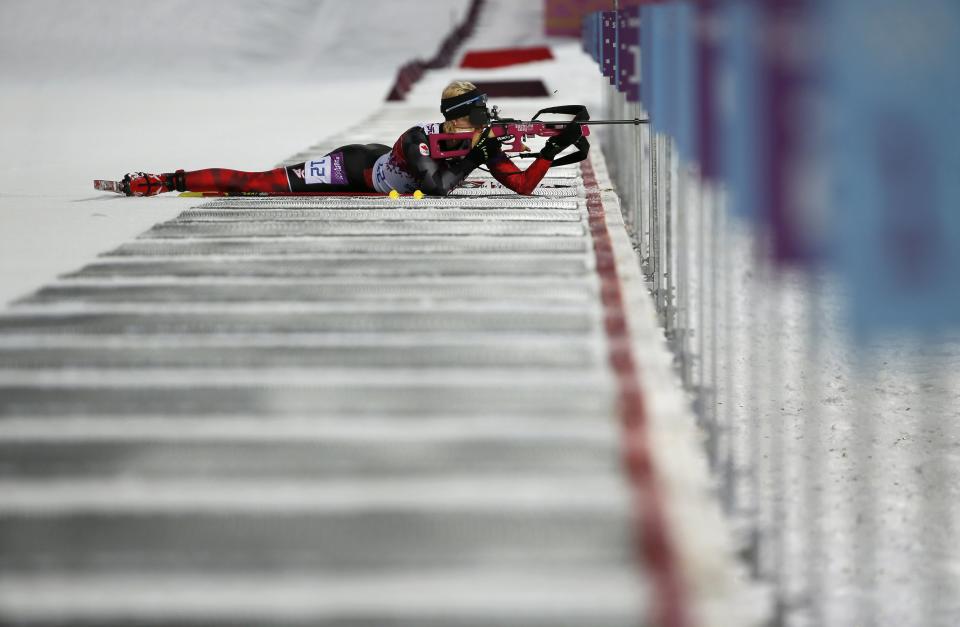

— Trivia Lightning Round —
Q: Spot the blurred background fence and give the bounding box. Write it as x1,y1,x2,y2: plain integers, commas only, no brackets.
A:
567,0,960,625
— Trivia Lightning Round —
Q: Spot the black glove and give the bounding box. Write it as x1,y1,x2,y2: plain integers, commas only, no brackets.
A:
463,127,495,167
539,122,583,161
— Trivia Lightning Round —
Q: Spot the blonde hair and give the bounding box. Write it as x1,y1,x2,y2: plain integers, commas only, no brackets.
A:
442,80,479,133
442,80,477,99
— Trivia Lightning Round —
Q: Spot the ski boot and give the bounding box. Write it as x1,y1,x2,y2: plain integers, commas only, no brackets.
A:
120,170,185,197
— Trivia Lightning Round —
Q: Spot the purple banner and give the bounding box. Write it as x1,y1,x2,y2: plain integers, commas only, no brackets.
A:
602,11,616,83
696,0,719,179
762,0,819,265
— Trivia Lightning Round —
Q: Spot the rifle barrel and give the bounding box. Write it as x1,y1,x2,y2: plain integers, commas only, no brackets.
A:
490,118,648,125
584,118,649,125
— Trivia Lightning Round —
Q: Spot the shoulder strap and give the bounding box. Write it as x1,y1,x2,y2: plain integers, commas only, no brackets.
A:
532,105,591,168
550,136,590,167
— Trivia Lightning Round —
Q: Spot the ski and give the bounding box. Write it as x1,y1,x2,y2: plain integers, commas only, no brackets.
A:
457,179,571,189
96,181,569,198
92,185,427,198
93,179,125,194
177,190,427,199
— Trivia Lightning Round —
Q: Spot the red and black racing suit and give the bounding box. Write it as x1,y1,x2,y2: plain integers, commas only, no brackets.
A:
379,123,553,195
164,124,552,196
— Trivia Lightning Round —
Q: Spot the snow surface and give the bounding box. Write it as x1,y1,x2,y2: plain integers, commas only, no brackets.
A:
0,0,470,82
719,259,960,627
1,0,954,623
0,0,467,305
0,1,760,625
600,84,960,625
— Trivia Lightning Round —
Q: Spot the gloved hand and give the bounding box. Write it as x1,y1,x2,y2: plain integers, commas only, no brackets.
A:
464,127,495,166
539,122,583,161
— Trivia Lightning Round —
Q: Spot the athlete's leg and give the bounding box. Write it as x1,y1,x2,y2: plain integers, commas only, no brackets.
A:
166,168,292,194
287,144,390,192
345,144,391,189
138,143,391,195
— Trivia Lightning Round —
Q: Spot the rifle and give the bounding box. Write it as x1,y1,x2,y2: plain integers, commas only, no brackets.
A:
427,105,648,167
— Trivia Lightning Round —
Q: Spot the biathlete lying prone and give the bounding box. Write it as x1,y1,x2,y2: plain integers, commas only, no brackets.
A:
115,80,584,198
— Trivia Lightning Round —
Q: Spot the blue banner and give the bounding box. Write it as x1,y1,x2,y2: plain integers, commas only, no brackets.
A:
635,2,698,163
641,4,673,135
672,1,698,163
823,0,960,336
716,0,764,221
640,6,654,115
584,12,601,64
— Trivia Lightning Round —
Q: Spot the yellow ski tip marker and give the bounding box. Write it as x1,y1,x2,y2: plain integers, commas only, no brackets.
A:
388,189,400,199
413,189,424,199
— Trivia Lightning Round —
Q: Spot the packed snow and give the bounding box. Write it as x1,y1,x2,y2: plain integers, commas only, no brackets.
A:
9,1,951,626
0,0,467,305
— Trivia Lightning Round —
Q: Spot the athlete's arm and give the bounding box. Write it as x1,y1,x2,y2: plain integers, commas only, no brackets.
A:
487,121,583,195
486,149,552,196
402,127,485,195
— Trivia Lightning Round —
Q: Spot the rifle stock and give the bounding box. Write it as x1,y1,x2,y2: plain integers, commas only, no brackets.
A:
427,124,593,159
427,104,648,161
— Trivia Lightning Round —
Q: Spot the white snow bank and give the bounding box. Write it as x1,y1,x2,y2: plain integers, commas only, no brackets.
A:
0,0,470,305
0,0,469,84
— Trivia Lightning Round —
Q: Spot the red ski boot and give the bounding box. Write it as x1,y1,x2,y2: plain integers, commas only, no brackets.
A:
121,172,170,197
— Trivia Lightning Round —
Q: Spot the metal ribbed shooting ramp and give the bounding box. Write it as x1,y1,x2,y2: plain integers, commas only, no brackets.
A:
0,121,665,624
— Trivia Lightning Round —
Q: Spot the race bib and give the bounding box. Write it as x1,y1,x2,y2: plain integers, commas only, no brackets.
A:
305,156,333,184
